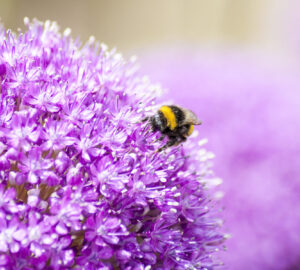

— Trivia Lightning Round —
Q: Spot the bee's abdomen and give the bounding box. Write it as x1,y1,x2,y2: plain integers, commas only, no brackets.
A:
187,124,194,136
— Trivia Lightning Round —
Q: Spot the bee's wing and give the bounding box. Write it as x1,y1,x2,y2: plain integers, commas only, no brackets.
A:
182,108,202,125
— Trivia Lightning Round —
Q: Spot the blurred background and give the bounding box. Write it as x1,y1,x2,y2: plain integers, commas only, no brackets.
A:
0,0,298,62
1,1,300,269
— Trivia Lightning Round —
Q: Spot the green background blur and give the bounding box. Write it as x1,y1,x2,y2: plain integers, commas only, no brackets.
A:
0,0,296,63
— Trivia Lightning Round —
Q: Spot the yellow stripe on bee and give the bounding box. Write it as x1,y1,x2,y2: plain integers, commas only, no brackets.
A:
159,106,177,130
187,125,194,136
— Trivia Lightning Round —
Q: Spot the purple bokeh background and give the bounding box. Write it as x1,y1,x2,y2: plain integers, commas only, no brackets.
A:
140,49,300,270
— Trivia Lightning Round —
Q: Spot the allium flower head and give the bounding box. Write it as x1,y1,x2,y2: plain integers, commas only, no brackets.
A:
0,19,224,269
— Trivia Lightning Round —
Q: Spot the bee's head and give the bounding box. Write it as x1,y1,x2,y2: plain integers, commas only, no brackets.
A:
150,113,166,132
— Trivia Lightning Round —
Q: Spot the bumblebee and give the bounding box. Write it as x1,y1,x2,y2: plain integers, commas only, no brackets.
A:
143,105,202,152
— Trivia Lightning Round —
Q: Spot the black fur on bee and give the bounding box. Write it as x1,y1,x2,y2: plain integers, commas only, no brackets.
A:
142,105,202,152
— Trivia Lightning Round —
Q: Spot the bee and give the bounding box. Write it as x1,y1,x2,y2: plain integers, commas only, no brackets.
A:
143,105,202,152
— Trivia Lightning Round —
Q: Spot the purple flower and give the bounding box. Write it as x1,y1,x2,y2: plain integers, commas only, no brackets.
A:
75,243,113,269
0,212,27,254
25,211,53,257
0,63,6,76
0,185,19,213
140,48,300,269
18,149,54,184
0,19,224,269
85,212,128,246
40,119,76,152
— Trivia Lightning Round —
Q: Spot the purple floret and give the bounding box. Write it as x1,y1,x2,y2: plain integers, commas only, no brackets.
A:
0,19,224,269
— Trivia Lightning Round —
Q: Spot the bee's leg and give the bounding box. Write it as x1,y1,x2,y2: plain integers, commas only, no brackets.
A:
153,134,166,143
176,136,187,145
140,117,151,133
158,134,166,141
141,116,149,123
157,137,177,152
